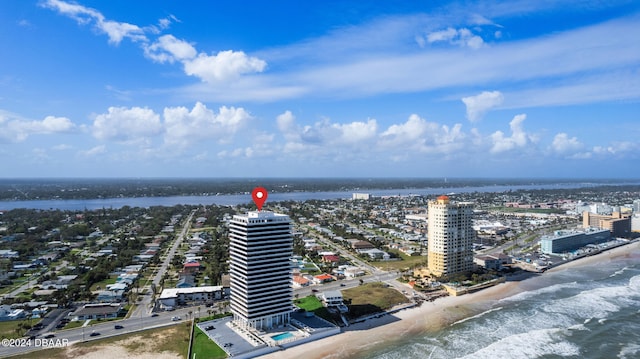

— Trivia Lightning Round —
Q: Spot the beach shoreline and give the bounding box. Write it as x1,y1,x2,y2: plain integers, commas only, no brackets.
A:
259,240,640,359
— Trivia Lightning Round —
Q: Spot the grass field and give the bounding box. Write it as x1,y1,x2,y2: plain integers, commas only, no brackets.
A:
190,327,226,359
0,320,24,339
293,295,333,322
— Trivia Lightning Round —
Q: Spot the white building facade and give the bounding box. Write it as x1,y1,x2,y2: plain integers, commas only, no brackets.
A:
427,195,475,278
229,211,293,330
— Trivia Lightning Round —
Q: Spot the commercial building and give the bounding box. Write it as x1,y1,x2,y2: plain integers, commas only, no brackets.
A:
427,195,475,278
582,211,631,238
352,193,370,200
229,211,293,331
539,229,610,254
157,286,225,308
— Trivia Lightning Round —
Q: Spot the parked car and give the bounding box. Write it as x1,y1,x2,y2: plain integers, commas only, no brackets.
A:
205,325,214,330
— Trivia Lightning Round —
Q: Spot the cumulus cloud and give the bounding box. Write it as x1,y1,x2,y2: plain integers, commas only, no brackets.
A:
550,133,584,154
379,114,436,147
490,114,536,153
296,118,376,147
276,111,296,134
379,114,466,155
0,113,74,142
92,106,162,142
423,27,485,49
183,50,267,82
462,91,504,122
163,102,252,147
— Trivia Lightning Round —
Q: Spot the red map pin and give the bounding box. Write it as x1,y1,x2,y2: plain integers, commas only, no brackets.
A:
251,187,268,211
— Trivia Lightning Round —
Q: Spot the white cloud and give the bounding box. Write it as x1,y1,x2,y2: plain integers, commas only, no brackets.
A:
379,114,436,147
593,141,640,157
276,111,296,133
285,117,377,148
92,106,162,142
42,0,145,45
45,0,267,84
0,113,74,142
462,91,504,122
379,114,466,155
425,27,485,49
144,35,197,63
163,102,252,147
183,50,267,82
550,133,584,154
489,114,536,153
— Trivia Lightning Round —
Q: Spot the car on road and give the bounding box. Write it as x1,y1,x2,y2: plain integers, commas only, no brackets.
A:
171,316,181,321
340,283,346,287
43,334,55,339
151,313,159,317
89,331,100,337
114,324,124,329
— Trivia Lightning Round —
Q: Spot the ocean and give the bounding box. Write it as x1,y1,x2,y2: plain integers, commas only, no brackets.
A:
356,251,640,359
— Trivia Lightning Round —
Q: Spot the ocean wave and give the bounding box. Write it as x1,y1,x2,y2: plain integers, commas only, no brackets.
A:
450,307,504,326
499,281,580,303
629,274,640,290
542,275,640,320
609,266,631,278
618,343,640,359
458,327,580,359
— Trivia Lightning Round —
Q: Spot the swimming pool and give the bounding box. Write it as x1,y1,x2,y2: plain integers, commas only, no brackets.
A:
271,332,294,341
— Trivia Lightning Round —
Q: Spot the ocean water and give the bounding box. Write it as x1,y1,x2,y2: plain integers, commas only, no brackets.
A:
357,253,640,359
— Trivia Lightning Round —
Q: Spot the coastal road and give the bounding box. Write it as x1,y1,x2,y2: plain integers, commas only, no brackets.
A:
0,307,196,358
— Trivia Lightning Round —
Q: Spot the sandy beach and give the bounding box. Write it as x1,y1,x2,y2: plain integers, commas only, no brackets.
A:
260,240,640,359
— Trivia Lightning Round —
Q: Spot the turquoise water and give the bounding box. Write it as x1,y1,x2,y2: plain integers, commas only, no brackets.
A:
271,332,294,341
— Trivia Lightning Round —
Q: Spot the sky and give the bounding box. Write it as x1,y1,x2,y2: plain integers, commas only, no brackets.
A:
1,0,639,179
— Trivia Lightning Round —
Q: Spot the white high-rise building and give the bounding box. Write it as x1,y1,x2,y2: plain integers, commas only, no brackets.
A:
229,211,293,330
427,195,475,278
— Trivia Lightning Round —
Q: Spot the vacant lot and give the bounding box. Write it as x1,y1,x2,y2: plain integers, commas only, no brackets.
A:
342,282,409,318
10,323,191,359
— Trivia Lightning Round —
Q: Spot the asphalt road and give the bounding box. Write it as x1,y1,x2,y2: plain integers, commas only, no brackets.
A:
0,308,196,358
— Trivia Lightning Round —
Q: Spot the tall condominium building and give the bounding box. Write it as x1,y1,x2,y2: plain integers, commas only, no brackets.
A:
427,195,475,278
229,211,293,330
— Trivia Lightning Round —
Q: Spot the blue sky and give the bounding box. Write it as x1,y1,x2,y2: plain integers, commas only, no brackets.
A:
1,0,639,178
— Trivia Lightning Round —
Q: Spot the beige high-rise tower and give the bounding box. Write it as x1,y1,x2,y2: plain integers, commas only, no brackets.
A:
427,195,474,279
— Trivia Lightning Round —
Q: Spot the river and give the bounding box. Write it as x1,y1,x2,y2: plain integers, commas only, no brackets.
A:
0,182,622,211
